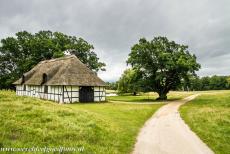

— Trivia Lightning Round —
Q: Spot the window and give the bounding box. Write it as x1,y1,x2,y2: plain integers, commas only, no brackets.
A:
21,75,25,84
23,85,26,91
42,73,48,84
44,85,48,93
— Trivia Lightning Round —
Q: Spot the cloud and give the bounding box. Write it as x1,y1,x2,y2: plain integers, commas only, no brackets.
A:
0,0,230,81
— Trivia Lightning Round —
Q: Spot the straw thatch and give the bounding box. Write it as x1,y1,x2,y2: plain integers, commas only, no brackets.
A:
13,55,106,86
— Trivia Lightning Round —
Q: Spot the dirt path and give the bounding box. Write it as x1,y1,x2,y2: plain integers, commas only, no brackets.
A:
132,94,214,154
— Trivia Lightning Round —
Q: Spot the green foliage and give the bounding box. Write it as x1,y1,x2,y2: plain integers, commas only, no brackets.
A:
0,90,162,154
127,36,200,100
180,91,230,154
105,82,118,90
0,31,106,89
180,75,230,91
117,69,142,95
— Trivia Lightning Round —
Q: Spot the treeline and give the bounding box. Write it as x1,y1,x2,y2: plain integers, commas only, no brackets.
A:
107,74,230,93
180,75,230,91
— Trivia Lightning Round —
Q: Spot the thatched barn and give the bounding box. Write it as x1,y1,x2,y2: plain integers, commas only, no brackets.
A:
13,55,106,103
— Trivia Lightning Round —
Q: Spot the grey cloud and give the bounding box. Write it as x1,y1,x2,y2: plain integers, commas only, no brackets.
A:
0,0,230,81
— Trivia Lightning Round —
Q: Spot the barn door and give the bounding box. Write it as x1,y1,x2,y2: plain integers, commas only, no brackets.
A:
79,86,94,102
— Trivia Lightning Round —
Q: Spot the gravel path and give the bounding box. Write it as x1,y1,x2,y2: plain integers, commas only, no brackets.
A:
132,94,214,154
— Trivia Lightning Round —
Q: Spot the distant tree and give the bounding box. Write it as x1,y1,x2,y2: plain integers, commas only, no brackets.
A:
227,76,230,89
127,37,200,100
0,31,106,89
189,76,202,91
184,75,230,91
106,82,118,90
117,69,142,95
178,73,196,91
209,76,229,90
200,77,210,90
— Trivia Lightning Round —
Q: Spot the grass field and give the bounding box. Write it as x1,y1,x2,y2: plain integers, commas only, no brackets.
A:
180,90,230,154
106,89,117,94
0,90,163,154
108,91,195,102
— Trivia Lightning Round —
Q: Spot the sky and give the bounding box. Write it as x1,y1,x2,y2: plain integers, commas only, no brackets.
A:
0,0,229,82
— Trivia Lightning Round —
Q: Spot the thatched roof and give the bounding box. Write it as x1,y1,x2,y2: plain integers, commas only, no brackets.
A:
13,55,106,86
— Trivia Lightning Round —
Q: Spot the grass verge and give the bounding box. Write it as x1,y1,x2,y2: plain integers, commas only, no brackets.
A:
108,91,194,102
180,91,230,154
0,90,163,154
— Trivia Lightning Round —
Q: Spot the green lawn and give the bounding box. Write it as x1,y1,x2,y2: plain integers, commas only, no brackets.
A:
106,89,117,94
180,90,230,154
0,90,163,154
108,91,194,102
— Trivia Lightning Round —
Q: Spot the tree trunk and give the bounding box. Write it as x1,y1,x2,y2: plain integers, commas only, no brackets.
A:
156,92,167,100
133,92,137,96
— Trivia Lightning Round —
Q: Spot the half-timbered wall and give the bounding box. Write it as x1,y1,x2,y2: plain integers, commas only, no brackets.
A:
94,86,106,101
16,85,106,103
63,86,79,103
16,85,64,103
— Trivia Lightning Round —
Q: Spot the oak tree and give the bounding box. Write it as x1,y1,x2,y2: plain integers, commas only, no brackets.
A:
127,37,200,100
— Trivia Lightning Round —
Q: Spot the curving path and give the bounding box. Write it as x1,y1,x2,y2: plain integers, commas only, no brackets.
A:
132,94,214,154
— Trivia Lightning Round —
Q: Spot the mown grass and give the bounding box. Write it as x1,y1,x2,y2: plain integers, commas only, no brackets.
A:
106,89,117,94
108,91,194,102
0,90,163,154
180,90,230,154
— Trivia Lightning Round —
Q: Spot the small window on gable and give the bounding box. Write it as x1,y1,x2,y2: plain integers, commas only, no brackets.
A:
44,85,48,93
21,75,25,84
42,73,48,84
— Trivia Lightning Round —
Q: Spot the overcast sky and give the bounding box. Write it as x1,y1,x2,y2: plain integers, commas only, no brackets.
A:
0,0,229,81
